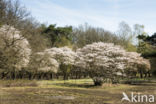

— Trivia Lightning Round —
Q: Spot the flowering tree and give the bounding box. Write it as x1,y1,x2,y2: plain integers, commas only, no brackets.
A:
44,47,77,80
75,42,128,85
30,47,77,80
30,52,59,73
44,47,76,65
75,42,151,85
138,58,151,78
124,52,151,78
0,25,31,71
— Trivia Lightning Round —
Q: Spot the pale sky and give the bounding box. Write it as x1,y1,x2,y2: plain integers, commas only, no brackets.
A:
20,0,156,35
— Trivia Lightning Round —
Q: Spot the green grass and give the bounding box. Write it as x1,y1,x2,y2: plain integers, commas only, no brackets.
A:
0,79,156,104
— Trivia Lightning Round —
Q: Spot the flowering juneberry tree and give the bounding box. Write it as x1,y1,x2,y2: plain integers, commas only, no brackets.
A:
124,52,151,78
0,25,31,71
30,47,77,80
30,52,59,73
75,42,151,85
44,47,77,80
75,42,128,85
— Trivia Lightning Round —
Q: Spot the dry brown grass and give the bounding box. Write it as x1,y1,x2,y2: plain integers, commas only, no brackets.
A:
0,80,38,87
0,79,156,104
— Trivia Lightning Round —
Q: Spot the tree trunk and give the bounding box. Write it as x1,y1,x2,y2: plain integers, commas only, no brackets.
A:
140,71,143,78
93,77,103,86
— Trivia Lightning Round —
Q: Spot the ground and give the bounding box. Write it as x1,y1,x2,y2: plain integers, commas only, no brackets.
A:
0,79,156,104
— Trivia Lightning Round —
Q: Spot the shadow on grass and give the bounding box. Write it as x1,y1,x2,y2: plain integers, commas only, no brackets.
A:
130,83,156,87
121,79,156,86
52,82,95,88
52,80,156,89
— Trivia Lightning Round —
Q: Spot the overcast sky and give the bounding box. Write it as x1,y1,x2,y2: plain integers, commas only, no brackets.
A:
20,0,156,35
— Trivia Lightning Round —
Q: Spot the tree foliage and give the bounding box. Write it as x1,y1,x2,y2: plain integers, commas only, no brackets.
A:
72,24,121,48
42,24,73,47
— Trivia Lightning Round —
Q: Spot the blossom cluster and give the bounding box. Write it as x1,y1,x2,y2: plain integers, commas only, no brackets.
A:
75,42,151,77
0,25,31,70
32,47,77,73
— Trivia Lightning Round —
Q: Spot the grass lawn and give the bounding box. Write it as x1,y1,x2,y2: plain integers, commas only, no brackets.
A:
0,79,156,104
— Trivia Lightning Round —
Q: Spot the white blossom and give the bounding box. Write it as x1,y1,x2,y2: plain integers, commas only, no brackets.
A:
31,47,77,73
124,52,151,73
75,42,127,78
45,47,77,65
75,42,151,79
0,25,31,70
31,52,59,73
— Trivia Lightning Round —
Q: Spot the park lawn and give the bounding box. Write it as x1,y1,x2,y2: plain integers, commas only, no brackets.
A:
0,79,156,104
